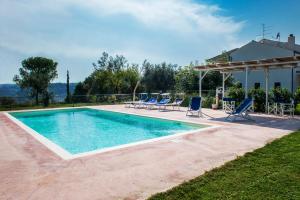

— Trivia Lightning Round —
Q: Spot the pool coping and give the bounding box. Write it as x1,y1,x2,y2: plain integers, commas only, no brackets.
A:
4,106,221,160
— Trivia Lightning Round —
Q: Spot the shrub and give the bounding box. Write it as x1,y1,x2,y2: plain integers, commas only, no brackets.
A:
294,87,300,104
107,95,117,104
180,93,197,107
270,87,292,103
0,97,15,106
227,82,245,104
202,96,215,108
249,88,266,112
89,95,97,103
295,104,300,115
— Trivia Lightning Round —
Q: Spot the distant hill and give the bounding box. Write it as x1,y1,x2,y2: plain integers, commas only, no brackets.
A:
0,83,77,98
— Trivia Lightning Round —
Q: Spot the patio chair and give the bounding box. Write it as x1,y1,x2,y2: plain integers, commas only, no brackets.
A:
143,97,158,109
125,93,148,108
186,97,202,117
165,98,184,111
279,99,294,117
156,98,171,111
222,97,236,112
226,98,254,121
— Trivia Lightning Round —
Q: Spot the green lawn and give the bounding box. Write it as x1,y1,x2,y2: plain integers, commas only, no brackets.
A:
149,131,300,200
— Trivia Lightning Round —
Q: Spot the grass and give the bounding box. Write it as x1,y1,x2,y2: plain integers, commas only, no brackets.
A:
149,131,300,200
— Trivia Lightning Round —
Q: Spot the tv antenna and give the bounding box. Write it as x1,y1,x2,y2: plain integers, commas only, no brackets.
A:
256,23,272,41
262,23,272,39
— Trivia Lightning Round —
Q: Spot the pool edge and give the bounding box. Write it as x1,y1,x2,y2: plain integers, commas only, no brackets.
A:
4,107,221,160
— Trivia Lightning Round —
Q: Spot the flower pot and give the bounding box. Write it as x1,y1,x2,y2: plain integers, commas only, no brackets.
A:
211,104,218,110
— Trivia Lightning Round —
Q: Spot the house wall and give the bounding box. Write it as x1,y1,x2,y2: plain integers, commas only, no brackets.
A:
229,41,297,92
295,66,300,91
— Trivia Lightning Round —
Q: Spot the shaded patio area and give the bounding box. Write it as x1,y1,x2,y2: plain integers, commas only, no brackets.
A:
0,105,299,200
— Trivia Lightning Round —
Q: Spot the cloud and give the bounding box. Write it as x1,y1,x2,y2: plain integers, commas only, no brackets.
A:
0,0,245,82
67,0,243,34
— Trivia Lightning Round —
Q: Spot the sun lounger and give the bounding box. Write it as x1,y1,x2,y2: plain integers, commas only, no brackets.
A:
125,93,148,108
156,98,171,111
186,97,202,117
164,98,183,111
143,97,158,109
125,100,144,108
226,98,254,121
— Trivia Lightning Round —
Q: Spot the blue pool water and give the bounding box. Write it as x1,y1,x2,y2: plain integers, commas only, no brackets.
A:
10,108,206,154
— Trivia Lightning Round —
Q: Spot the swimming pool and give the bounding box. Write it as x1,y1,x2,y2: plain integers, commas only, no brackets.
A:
9,108,208,159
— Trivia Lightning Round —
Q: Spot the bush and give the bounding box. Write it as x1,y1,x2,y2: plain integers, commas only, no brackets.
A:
107,95,117,104
227,82,245,104
249,88,266,112
89,95,97,103
202,96,215,108
180,93,197,107
270,87,292,103
180,94,215,108
0,97,15,106
295,104,300,115
294,87,300,104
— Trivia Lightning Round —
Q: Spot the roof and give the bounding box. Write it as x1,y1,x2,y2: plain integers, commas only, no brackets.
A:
207,38,300,63
260,39,300,53
194,56,300,72
206,48,238,63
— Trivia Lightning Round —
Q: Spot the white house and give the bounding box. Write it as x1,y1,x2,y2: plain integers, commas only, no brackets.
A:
208,34,300,92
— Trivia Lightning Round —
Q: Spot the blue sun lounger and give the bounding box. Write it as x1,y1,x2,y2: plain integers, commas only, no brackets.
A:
143,97,158,109
126,93,148,108
186,97,202,117
156,98,171,111
226,98,254,121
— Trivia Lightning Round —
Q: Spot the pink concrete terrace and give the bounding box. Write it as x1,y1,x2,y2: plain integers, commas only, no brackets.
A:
0,105,299,200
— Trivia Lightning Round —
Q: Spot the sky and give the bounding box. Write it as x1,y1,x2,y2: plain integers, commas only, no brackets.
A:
1,0,299,83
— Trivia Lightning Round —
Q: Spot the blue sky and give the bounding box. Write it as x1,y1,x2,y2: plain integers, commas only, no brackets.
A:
1,0,299,83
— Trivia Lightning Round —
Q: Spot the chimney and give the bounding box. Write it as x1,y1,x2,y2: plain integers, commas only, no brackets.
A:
288,34,295,46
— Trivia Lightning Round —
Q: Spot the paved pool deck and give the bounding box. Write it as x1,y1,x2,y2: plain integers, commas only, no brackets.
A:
0,105,299,200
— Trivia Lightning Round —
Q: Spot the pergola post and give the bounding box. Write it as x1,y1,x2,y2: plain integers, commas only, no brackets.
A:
245,66,249,98
199,71,202,97
199,70,209,97
265,67,269,113
222,73,225,98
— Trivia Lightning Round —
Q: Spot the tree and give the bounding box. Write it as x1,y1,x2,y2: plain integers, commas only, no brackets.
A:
13,57,58,105
72,82,89,102
175,62,232,94
132,60,148,101
175,63,198,93
142,62,177,92
65,70,70,103
73,52,139,98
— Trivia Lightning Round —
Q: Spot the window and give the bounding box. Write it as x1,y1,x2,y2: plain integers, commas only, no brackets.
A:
254,82,260,89
274,82,281,88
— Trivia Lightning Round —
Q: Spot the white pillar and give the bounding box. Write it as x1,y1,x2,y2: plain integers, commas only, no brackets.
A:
265,68,269,113
222,73,225,98
199,71,202,97
245,67,249,98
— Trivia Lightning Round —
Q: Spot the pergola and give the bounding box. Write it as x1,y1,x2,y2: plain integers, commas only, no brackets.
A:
194,56,300,112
